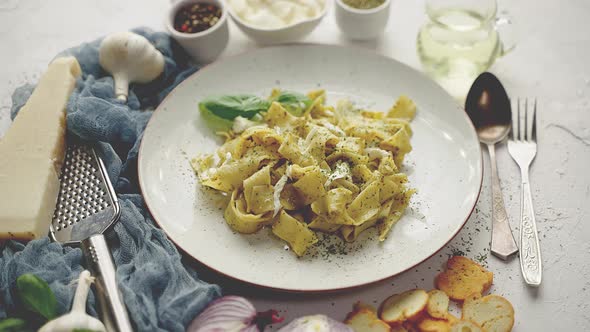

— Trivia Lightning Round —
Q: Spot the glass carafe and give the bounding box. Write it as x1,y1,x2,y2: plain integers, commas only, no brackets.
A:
417,0,515,99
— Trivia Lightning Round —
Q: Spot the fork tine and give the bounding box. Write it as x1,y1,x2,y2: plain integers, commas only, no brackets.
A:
532,98,537,142
516,98,521,141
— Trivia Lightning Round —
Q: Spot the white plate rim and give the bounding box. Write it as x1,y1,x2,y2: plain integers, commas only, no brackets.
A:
138,43,483,293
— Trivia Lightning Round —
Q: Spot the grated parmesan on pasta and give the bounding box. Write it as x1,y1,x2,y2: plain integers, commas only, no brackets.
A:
191,91,417,256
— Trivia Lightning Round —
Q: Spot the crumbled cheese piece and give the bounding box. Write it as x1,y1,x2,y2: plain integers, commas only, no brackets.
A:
325,161,351,187
273,174,289,217
365,147,391,160
321,121,345,136
233,116,260,134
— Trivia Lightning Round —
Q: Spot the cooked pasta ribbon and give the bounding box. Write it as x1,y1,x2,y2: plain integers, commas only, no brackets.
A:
192,91,416,256
272,211,319,256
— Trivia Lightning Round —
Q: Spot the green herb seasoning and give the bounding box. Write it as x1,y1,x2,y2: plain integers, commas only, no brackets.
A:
342,0,385,9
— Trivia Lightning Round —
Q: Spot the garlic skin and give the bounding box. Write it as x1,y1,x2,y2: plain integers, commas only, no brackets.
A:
38,270,106,332
277,315,353,332
99,31,165,102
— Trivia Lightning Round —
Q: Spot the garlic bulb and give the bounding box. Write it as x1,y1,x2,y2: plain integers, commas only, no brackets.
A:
99,31,165,102
278,315,353,332
38,270,106,332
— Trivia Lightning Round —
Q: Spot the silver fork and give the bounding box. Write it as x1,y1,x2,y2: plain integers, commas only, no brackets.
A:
507,98,542,286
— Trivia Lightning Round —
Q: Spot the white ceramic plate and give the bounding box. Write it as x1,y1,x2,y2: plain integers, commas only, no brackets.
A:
138,45,482,292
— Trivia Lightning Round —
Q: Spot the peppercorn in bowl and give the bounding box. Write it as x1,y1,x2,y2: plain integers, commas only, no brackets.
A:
166,0,229,63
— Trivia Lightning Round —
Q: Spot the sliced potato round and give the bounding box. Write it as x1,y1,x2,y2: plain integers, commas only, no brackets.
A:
435,256,493,301
464,292,482,303
446,314,460,326
426,290,450,319
392,325,409,332
417,317,451,332
379,289,429,324
450,320,484,332
345,308,391,332
462,295,514,332
353,301,378,314
402,321,420,332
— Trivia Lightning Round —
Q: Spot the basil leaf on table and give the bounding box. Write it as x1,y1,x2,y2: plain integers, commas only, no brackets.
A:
16,274,58,320
199,95,271,120
271,91,312,116
0,318,28,332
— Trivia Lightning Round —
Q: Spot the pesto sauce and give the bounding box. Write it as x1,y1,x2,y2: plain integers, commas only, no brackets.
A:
342,0,385,10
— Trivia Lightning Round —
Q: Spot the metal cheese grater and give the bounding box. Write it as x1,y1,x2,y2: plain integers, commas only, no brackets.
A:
50,139,133,332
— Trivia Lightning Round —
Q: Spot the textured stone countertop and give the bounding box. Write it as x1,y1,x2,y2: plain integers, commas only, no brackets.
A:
1,0,589,330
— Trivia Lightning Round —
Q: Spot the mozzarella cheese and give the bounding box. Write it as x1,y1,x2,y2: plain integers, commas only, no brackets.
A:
229,0,325,29
0,57,81,240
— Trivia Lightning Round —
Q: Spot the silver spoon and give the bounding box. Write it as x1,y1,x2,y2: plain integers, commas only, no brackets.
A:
465,72,518,260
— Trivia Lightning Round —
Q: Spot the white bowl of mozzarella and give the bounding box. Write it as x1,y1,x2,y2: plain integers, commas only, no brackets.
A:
227,0,328,44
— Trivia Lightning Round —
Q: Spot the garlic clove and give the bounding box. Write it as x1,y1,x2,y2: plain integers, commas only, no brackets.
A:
38,270,107,332
99,31,165,102
38,312,106,332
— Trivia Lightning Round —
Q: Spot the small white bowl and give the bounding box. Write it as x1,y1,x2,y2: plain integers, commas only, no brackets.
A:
335,0,391,40
227,2,328,45
166,0,229,64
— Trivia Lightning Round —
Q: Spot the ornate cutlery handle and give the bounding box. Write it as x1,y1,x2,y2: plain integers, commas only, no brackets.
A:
520,179,542,286
488,144,519,260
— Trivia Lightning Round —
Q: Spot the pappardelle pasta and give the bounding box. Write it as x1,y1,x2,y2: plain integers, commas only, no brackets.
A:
191,89,416,256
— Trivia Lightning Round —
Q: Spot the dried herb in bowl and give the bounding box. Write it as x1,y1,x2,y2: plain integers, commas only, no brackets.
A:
342,0,385,10
174,3,222,34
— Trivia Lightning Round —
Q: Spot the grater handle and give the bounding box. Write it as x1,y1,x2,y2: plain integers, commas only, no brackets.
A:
82,234,134,332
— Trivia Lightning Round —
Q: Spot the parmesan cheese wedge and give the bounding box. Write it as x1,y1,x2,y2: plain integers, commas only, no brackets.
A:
0,57,81,240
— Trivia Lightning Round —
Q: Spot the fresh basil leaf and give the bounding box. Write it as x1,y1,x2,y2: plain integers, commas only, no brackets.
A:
274,91,311,105
271,91,312,116
0,318,27,332
16,274,58,320
199,105,234,132
199,95,270,120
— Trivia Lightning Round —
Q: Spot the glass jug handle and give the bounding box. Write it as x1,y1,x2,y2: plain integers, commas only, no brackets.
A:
495,12,517,56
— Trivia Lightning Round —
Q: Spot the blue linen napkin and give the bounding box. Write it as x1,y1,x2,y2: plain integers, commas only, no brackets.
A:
0,27,221,331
